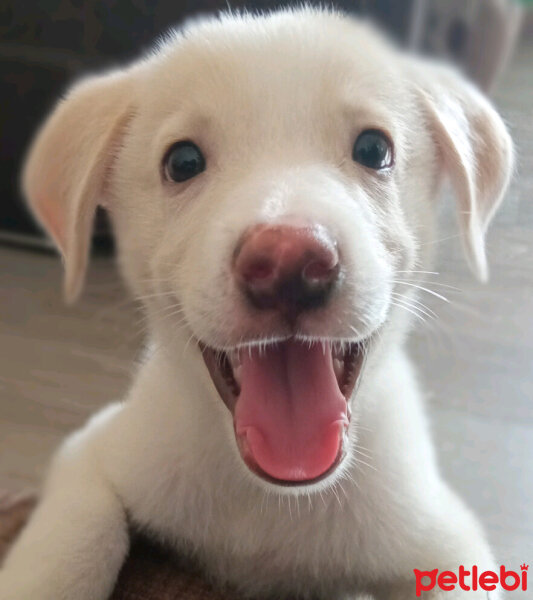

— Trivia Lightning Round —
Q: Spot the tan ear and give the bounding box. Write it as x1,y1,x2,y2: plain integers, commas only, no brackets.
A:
413,61,514,281
22,69,134,302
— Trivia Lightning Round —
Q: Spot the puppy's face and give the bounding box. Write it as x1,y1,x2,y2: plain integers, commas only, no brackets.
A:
23,11,512,491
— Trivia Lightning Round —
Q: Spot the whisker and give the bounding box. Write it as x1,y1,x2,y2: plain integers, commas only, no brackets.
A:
392,281,450,303
395,270,440,275
331,483,342,508
353,456,377,473
343,470,361,492
390,300,427,324
391,294,438,320
418,233,462,246
393,279,462,292
133,290,181,302
351,446,373,461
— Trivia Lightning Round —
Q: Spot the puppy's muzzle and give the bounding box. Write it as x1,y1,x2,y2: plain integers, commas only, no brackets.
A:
233,224,340,322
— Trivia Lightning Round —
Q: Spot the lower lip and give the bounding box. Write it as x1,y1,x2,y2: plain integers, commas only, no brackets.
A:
236,429,347,487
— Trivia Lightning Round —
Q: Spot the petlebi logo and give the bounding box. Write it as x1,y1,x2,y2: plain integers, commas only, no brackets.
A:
413,564,528,596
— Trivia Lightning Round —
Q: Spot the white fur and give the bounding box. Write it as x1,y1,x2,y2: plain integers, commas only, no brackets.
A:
0,8,513,600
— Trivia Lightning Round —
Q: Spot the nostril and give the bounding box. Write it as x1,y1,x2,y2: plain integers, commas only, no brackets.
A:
242,257,275,284
302,257,339,284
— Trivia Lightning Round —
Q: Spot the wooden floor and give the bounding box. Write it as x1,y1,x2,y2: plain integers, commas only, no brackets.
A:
1,41,532,590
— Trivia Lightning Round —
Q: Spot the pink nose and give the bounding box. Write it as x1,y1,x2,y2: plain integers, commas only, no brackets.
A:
233,224,340,319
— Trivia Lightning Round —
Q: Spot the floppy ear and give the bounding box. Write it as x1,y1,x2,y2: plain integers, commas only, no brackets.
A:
22,69,134,302
413,61,514,281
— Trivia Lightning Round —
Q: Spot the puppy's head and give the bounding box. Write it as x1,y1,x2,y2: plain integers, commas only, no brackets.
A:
23,9,513,491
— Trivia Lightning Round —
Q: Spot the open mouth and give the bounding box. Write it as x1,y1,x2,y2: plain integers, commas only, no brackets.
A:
201,338,367,486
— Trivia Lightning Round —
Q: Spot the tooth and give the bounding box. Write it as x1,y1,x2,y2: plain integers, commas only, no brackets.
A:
342,429,349,447
233,365,242,385
333,358,343,381
332,343,345,360
229,350,241,368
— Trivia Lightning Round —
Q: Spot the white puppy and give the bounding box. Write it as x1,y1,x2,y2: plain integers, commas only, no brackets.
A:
0,8,513,600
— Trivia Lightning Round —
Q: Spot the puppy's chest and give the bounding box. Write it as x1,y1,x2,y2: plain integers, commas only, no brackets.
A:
133,482,364,585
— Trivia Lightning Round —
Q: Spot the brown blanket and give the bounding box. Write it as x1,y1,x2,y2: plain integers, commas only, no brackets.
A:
0,491,238,600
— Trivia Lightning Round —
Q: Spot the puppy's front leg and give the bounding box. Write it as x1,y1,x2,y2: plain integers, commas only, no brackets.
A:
371,510,500,599
0,438,128,600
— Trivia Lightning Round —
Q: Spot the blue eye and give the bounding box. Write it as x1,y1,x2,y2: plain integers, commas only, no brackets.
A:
352,129,393,170
164,141,205,182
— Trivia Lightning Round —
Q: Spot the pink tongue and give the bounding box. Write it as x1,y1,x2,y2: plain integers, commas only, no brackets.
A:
234,340,348,482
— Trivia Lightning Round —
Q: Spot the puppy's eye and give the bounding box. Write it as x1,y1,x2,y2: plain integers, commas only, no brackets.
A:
164,141,205,182
352,129,393,170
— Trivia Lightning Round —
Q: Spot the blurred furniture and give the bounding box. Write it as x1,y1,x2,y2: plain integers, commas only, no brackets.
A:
411,0,524,91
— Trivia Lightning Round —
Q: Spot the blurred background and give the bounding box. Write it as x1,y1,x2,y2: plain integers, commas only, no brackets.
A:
0,0,532,590
0,0,527,248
